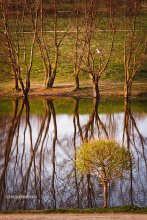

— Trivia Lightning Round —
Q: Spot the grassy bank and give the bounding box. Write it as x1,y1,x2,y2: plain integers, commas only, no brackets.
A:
0,9,147,85
0,206,147,214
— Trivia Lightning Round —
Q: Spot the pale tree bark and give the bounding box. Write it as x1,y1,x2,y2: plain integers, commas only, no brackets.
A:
103,180,108,208
100,171,108,208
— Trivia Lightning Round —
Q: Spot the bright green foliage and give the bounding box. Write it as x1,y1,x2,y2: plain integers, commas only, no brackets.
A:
76,139,131,183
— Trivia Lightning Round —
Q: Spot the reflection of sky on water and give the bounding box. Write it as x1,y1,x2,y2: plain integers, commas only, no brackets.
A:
0,99,147,210
28,113,147,148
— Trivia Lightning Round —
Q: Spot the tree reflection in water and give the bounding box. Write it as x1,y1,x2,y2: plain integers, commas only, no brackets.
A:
0,98,146,210
122,99,147,206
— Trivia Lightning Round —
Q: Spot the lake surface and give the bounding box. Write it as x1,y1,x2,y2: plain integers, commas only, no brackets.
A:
0,97,147,210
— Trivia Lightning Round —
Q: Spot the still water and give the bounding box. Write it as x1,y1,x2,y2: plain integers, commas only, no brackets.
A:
0,97,147,210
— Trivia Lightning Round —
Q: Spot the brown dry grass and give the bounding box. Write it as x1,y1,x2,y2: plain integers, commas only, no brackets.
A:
0,82,147,98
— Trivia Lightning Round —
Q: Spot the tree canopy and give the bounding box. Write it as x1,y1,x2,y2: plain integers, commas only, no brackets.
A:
76,139,131,207
76,139,130,181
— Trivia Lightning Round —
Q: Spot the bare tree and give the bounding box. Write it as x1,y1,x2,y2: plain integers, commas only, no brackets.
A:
123,0,147,99
72,0,86,90
0,0,37,99
33,0,68,89
76,0,115,98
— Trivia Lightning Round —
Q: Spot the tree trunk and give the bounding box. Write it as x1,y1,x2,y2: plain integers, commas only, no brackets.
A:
87,174,93,208
45,77,54,88
75,74,80,90
48,77,55,88
18,77,26,98
22,76,30,100
124,82,132,99
92,81,100,98
14,77,19,91
45,77,49,88
45,69,56,89
103,180,108,208
24,90,29,100
26,76,30,93
13,69,20,91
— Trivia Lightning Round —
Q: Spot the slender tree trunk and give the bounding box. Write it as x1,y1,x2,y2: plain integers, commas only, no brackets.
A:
92,80,100,98
75,74,80,90
14,77,19,91
87,174,93,208
103,180,108,208
18,76,29,100
74,0,80,91
44,73,49,88
24,75,30,98
124,82,132,99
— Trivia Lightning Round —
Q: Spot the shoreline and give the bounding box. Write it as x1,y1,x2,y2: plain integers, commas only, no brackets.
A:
0,82,147,99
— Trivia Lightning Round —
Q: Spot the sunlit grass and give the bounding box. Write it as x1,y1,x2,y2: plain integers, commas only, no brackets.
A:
0,11,146,84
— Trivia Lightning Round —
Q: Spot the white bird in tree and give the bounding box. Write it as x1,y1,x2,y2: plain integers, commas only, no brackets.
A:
96,48,101,54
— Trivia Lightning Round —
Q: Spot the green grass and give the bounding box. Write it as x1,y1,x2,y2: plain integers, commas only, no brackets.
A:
0,10,147,85
0,205,147,214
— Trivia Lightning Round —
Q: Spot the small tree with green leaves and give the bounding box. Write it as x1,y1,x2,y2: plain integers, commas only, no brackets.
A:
76,139,131,208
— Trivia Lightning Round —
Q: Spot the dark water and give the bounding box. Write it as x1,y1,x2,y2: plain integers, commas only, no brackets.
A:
0,97,147,210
